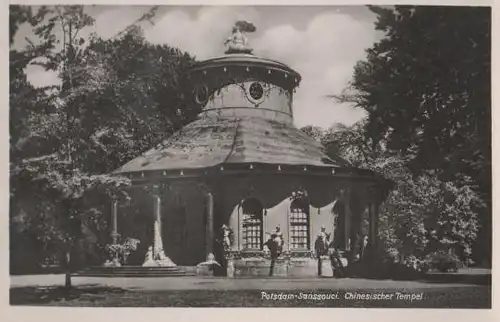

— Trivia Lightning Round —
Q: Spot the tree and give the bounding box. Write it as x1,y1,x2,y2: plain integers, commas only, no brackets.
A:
10,5,124,289
300,125,325,142
71,28,197,175
10,5,196,288
302,122,482,266
332,6,491,265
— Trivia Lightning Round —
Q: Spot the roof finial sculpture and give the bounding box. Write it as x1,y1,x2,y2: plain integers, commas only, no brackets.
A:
224,20,256,54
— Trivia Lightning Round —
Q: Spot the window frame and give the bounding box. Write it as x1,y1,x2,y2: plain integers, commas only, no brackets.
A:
240,198,264,251
289,198,310,250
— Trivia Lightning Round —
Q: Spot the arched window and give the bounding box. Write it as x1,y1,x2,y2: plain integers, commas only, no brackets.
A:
289,198,310,250
241,198,264,250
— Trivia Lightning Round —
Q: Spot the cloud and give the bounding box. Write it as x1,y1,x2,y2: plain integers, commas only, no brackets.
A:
92,6,147,39
253,12,379,128
25,65,61,88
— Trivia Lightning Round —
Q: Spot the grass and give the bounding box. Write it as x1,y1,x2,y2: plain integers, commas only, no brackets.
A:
10,285,491,308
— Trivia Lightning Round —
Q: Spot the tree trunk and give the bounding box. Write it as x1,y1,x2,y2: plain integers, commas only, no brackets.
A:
64,250,72,290
65,271,71,289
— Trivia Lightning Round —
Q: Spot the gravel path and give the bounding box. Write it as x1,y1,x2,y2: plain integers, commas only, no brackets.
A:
10,274,484,291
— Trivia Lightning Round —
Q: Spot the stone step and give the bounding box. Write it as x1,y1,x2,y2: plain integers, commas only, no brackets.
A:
75,266,194,277
74,272,191,278
80,266,183,271
75,270,189,274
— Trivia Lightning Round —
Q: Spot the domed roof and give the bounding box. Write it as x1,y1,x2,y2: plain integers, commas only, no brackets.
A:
114,114,350,174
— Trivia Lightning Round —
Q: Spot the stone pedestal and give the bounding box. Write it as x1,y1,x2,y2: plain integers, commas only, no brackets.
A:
320,257,334,277
227,260,235,278
287,258,316,277
230,258,288,277
196,265,213,276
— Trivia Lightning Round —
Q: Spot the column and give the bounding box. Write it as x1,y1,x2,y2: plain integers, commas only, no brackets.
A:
360,205,369,260
237,202,241,250
111,199,118,244
154,194,161,234
206,192,214,256
344,199,351,251
368,203,374,247
364,202,380,262
286,206,290,252
370,202,379,251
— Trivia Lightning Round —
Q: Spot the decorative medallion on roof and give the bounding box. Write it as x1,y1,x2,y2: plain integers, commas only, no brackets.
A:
224,20,256,54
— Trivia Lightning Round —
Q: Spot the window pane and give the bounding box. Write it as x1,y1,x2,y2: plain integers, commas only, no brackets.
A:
242,208,262,249
290,200,309,249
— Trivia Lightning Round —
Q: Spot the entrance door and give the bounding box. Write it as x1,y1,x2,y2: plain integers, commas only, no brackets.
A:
166,205,187,264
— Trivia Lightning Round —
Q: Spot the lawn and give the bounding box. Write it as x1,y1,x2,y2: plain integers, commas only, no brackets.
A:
10,285,491,308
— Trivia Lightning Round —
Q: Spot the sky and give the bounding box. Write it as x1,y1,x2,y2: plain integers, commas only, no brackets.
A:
13,5,384,129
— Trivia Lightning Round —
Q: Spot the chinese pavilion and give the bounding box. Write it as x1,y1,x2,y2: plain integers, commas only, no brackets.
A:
97,22,391,277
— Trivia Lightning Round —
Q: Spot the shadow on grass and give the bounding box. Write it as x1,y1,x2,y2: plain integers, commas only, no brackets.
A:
344,262,491,286
10,284,126,305
420,272,491,286
340,273,491,286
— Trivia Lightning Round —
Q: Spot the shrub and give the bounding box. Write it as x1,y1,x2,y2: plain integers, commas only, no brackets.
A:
425,250,462,272
403,255,429,273
104,237,140,265
343,246,425,280
343,259,424,280
387,262,424,280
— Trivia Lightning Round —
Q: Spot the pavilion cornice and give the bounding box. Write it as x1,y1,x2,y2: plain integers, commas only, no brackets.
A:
189,56,300,79
116,162,389,187
185,55,301,92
